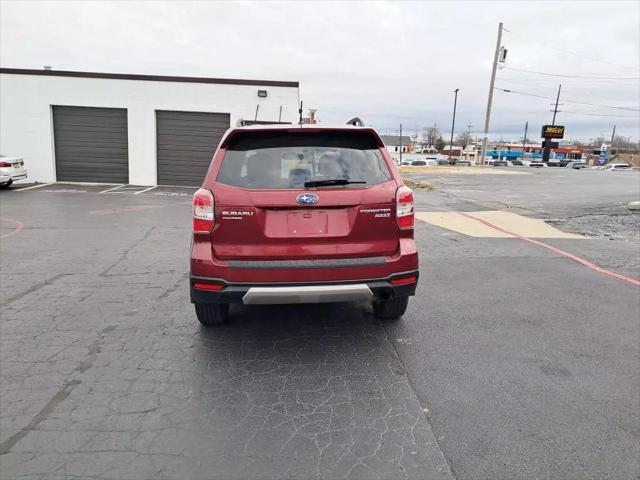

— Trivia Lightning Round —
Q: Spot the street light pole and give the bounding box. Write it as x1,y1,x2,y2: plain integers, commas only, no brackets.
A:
399,123,403,165
522,121,528,160
479,22,503,166
449,88,460,165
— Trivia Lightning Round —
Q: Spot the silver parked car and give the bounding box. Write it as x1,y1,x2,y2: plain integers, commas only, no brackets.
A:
603,163,632,171
0,155,27,187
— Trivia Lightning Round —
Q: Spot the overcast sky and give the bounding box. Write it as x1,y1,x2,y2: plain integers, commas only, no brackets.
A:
2,0,638,142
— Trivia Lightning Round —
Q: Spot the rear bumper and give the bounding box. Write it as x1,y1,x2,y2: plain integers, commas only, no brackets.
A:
190,270,418,305
0,169,27,182
191,236,418,283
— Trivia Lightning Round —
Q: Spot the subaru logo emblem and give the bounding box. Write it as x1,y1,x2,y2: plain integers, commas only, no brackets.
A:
296,193,319,206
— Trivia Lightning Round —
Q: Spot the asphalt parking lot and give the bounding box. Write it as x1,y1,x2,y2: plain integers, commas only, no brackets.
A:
1,168,639,479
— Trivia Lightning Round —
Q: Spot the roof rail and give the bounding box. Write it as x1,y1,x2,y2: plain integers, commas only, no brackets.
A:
237,119,292,126
346,117,364,126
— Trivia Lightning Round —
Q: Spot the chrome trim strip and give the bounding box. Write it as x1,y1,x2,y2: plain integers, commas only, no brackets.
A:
242,284,373,305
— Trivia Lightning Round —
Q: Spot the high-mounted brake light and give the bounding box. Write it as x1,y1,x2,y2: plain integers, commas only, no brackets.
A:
193,188,214,233
396,186,414,229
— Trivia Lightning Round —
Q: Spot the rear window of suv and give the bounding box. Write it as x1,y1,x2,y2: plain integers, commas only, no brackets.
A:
217,131,391,189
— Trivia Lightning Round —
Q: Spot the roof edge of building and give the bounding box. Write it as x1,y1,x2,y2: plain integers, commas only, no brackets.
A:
0,67,299,88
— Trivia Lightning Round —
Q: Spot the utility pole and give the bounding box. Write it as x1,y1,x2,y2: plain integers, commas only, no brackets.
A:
449,89,460,165
479,22,503,166
522,121,528,160
608,125,616,161
465,122,473,148
399,123,403,165
610,125,616,147
542,84,562,163
433,123,438,149
551,84,561,125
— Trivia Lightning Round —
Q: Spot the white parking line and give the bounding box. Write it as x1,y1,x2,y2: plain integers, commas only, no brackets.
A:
99,184,126,194
14,183,53,192
133,185,158,195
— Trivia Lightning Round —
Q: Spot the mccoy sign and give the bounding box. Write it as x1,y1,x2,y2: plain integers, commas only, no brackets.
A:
541,125,565,139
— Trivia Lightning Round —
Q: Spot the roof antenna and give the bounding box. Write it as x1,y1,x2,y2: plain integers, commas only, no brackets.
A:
298,101,303,125
346,117,364,126
254,104,259,121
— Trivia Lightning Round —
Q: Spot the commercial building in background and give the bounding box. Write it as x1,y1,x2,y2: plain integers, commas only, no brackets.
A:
380,135,413,154
487,143,584,161
0,68,300,186
439,145,463,158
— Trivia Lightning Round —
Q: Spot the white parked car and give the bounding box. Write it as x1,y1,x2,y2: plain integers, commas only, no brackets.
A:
0,155,27,187
603,163,632,171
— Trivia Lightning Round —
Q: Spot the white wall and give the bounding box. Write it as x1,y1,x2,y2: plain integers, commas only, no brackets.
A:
0,73,299,185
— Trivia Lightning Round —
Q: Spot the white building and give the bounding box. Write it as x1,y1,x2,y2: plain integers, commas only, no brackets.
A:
380,135,413,154
0,68,300,186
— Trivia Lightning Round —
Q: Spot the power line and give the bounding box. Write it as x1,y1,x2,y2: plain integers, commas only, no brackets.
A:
558,109,638,118
505,28,640,72
545,45,640,72
502,66,640,80
494,87,640,112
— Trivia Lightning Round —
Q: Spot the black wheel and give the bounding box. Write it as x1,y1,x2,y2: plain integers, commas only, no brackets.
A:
373,296,409,320
0,179,13,188
195,303,229,326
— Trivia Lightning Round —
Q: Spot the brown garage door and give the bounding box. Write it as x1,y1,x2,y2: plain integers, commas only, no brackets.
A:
53,106,129,183
156,110,230,186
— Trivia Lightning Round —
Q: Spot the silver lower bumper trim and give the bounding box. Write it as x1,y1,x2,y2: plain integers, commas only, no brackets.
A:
242,284,373,305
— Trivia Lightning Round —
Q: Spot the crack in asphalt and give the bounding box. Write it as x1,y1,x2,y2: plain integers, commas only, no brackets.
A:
157,272,189,300
381,323,457,479
99,226,156,277
1,273,70,306
0,324,118,455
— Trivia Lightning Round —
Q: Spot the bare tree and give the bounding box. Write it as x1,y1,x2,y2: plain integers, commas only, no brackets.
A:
591,136,607,146
454,131,472,147
423,126,440,148
612,135,638,149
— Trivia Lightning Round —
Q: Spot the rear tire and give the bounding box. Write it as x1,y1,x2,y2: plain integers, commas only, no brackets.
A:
373,296,409,320
195,303,229,326
0,180,13,188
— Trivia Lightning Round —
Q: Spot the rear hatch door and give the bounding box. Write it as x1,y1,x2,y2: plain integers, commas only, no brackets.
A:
209,129,399,260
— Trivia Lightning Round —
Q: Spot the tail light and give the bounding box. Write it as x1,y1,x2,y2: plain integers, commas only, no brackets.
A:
193,282,225,291
390,275,417,285
0,161,10,167
396,186,414,229
193,188,214,233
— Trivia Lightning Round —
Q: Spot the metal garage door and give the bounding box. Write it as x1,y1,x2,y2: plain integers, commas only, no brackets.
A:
53,106,128,183
156,110,230,186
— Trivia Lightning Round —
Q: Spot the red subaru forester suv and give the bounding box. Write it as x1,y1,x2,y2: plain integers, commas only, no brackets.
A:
190,125,418,325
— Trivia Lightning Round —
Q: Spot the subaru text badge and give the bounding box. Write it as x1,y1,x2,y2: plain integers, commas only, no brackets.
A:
296,193,319,206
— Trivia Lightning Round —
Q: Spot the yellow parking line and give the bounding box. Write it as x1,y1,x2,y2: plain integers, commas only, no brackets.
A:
415,210,585,239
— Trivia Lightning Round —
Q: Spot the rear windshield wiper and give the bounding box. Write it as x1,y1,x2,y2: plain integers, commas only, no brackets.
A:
304,179,366,188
